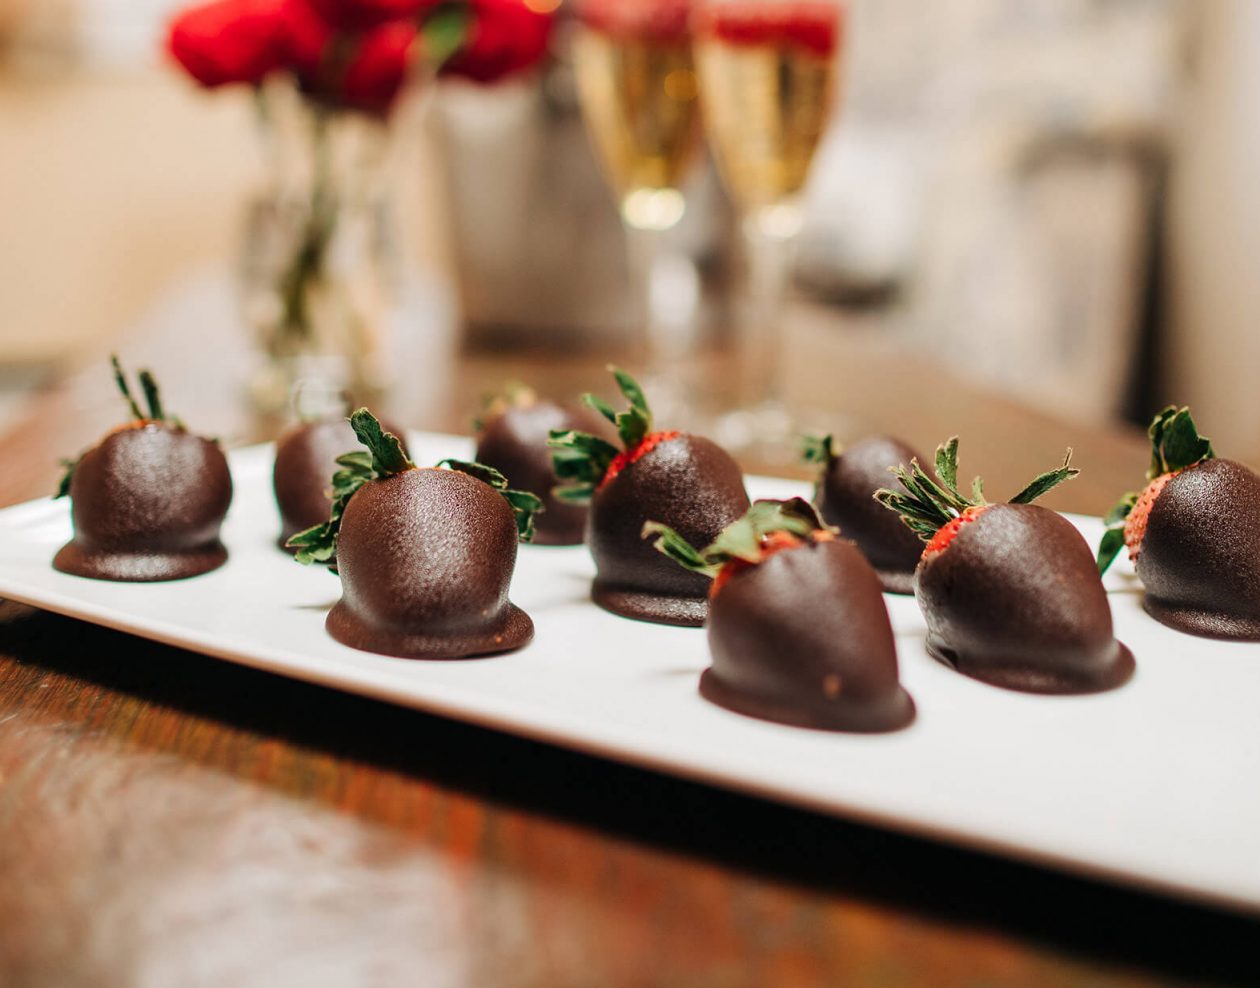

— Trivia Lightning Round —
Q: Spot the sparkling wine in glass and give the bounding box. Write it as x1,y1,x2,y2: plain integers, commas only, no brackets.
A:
694,0,845,453
572,0,704,410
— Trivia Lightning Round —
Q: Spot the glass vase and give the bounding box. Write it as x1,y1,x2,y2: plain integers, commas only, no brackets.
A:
240,79,400,417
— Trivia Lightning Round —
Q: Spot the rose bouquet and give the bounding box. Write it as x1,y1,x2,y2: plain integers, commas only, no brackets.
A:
165,0,555,408
168,0,555,112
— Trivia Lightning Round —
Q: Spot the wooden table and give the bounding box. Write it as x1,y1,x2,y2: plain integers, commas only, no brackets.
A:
0,301,1257,988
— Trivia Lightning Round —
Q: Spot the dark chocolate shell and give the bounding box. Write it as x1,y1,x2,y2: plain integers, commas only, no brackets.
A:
475,401,597,547
816,436,927,594
326,467,532,659
273,417,407,549
915,503,1133,694
703,539,915,732
54,423,233,582
1138,458,1260,639
589,434,750,627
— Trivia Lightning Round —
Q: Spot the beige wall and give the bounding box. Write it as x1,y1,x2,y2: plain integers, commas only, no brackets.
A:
0,68,258,367
1167,0,1260,459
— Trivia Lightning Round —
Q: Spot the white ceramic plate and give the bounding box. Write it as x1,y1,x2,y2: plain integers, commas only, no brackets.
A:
1,433,1257,914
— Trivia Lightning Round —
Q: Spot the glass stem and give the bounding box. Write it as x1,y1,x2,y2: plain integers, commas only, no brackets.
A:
741,224,796,408
626,223,686,418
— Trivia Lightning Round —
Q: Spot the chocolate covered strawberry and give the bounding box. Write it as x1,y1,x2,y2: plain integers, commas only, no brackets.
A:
643,498,914,732
54,356,232,582
549,368,750,626
803,433,929,595
1097,406,1260,639
876,438,1133,694
474,387,603,547
290,409,542,660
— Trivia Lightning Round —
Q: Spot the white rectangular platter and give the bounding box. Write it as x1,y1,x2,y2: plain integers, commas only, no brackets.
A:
1,432,1257,914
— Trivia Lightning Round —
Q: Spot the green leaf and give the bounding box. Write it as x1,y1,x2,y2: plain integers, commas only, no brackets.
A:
644,498,831,579
421,4,472,69
438,458,510,490
1096,528,1127,576
287,448,375,568
935,436,959,491
1153,407,1214,476
139,370,165,422
708,498,825,563
582,393,619,427
111,354,145,421
801,434,834,466
54,456,79,499
641,521,715,576
1009,449,1079,504
877,437,1077,542
554,482,596,503
1146,406,1178,479
1096,491,1138,575
349,408,413,477
501,488,545,542
548,428,620,505
875,459,959,545
611,366,649,419
608,366,653,450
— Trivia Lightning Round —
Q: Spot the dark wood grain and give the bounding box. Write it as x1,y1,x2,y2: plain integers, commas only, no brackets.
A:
0,304,1255,988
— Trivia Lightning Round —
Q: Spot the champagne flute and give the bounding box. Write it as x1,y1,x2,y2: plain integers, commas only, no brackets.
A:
693,0,845,454
571,0,704,415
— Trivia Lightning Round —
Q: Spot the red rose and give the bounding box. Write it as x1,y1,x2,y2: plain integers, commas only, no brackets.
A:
306,0,441,33
278,0,334,77
167,0,290,87
341,20,419,112
440,0,554,85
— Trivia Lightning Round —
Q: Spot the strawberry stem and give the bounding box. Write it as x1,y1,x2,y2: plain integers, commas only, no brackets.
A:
289,410,544,568
1146,406,1214,479
801,433,834,466
549,366,654,504
876,436,1078,544
643,498,830,578
1096,406,1213,575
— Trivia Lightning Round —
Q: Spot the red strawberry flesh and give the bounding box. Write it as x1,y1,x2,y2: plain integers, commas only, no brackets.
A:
599,430,682,490
711,530,835,598
922,505,990,561
1124,470,1179,562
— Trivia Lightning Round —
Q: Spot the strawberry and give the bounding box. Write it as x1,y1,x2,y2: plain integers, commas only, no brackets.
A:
803,434,932,593
53,357,233,582
644,498,914,732
876,437,1134,694
1097,406,1260,639
289,409,542,659
549,368,749,627
473,387,606,546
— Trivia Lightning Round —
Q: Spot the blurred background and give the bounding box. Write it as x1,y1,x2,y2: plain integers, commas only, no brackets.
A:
0,0,1256,457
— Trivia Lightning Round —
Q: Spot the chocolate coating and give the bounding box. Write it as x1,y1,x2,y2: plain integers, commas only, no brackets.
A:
703,539,915,732
589,434,750,626
915,504,1133,694
475,401,597,546
1138,458,1260,639
54,423,233,582
816,436,927,594
273,417,407,548
326,467,532,659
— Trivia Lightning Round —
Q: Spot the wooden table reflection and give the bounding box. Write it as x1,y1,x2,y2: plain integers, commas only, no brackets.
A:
0,301,1256,988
